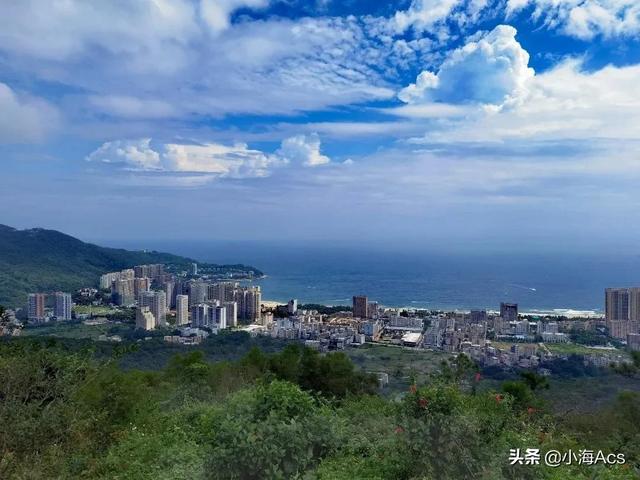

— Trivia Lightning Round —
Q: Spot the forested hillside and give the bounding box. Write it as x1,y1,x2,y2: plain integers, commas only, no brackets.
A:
0,224,260,307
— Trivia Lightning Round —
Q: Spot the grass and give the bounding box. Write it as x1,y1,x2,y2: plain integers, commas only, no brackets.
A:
22,321,113,340
491,340,626,358
544,342,625,357
346,343,450,396
73,305,116,315
542,374,640,413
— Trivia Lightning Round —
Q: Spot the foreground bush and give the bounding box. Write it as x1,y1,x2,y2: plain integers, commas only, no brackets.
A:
0,339,638,479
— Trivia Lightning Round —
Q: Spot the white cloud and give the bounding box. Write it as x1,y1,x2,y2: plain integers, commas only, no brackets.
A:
0,0,270,62
399,25,534,107
85,133,332,183
87,95,178,119
0,82,59,143
405,58,640,145
163,142,277,177
0,4,405,120
87,139,279,179
392,0,493,34
0,0,198,71
394,0,462,32
85,138,162,170
506,0,640,39
277,134,331,167
200,0,270,33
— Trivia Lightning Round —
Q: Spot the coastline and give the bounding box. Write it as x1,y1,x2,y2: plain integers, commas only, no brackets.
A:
263,298,603,318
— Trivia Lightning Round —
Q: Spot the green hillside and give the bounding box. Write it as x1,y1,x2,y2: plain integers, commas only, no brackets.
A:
0,224,260,308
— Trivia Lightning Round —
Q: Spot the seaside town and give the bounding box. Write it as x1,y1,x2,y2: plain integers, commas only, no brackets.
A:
2,263,639,374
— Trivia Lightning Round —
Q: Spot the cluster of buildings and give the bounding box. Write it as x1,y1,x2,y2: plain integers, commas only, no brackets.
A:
605,287,640,349
422,306,568,368
247,294,631,370
245,296,419,351
27,292,72,323
100,264,262,331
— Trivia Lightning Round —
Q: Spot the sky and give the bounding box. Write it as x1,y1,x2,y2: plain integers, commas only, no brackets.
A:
0,0,639,253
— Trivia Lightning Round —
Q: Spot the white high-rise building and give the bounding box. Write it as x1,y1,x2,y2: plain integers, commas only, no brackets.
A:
138,291,167,327
54,292,72,321
136,306,155,330
163,281,176,309
223,301,238,327
191,304,209,328
214,306,227,329
176,294,189,326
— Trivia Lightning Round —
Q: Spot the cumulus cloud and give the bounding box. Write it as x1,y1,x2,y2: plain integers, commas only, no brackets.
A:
399,25,534,107
0,82,59,143
85,138,162,170
276,134,331,167
405,58,640,145
163,142,277,177
506,0,640,39
86,133,331,184
87,139,279,178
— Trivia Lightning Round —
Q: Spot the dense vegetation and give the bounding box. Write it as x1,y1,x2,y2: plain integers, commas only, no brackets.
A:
1,336,638,479
0,224,261,307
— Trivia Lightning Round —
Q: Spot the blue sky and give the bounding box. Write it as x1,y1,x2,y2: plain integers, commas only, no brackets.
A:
1,0,639,252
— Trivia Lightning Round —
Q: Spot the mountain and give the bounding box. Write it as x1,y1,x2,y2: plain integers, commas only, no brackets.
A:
0,224,262,308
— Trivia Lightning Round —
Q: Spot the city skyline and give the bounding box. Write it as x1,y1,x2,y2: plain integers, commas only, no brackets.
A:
1,1,640,252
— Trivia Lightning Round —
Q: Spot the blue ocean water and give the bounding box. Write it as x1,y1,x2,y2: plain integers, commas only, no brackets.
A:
110,241,640,313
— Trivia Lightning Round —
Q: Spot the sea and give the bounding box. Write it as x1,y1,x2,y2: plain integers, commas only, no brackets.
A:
109,241,640,316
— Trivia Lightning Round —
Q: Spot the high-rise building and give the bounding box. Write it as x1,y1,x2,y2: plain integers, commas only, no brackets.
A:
208,282,239,303
138,291,167,327
234,286,261,322
609,320,630,340
353,295,368,319
191,263,198,276
191,304,209,328
628,288,640,322
606,288,630,322
176,294,189,326
54,292,72,320
470,310,487,324
223,301,238,327
188,281,208,306
134,264,164,280
113,278,135,305
246,286,261,323
99,272,121,290
605,288,633,339
212,306,227,329
28,293,46,321
163,280,176,309
136,306,155,330
133,277,151,296
121,269,135,280
287,299,298,315
500,303,518,322
367,301,378,319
